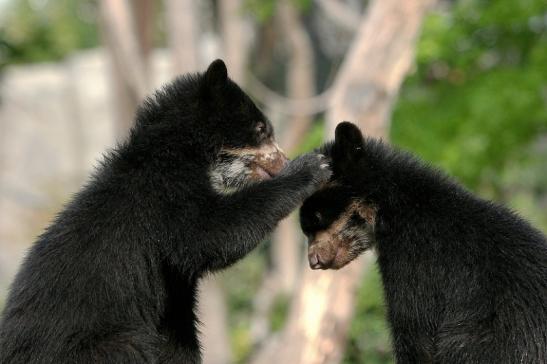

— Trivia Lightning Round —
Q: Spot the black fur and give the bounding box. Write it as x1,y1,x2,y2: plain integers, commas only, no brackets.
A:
0,60,330,364
301,122,547,363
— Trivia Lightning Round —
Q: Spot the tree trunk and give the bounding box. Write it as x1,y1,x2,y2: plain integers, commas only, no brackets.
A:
326,0,434,136
252,1,434,363
198,277,232,364
250,0,316,347
277,0,316,154
165,0,199,74
219,0,249,84
274,0,317,297
133,0,155,83
98,0,149,137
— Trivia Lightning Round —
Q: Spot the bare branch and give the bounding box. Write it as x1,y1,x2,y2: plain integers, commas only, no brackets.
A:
165,0,199,74
327,0,435,137
219,0,249,84
198,277,232,364
99,0,148,99
315,0,362,32
98,0,150,136
250,0,318,348
133,0,155,81
247,73,331,117
277,0,317,152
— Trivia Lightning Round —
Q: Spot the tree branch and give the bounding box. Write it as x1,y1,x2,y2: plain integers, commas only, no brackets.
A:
315,0,362,32
251,1,435,363
165,0,199,74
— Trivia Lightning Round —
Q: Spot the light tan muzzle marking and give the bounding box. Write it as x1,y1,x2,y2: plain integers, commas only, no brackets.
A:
224,141,289,179
308,201,376,270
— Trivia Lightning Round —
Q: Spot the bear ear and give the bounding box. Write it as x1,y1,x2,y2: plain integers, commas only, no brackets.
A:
334,121,364,158
204,59,228,88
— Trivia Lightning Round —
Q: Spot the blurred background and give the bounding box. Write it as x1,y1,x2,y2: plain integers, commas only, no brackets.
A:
0,0,546,363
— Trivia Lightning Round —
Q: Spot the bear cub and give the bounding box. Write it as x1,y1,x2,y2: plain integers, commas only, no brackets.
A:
0,60,330,364
300,122,547,364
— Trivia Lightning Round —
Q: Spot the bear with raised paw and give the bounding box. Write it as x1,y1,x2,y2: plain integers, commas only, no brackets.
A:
0,60,330,364
300,122,547,364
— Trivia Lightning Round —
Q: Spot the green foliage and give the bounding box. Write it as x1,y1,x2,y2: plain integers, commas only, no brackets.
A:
290,121,326,158
269,294,290,332
244,0,277,23
392,0,547,195
499,139,547,231
392,67,547,190
291,0,313,12
230,322,252,364
244,0,312,23
343,267,394,364
0,0,98,71
222,250,267,363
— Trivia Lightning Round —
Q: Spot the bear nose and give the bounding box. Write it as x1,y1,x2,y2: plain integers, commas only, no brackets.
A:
308,252,326,270
309,253,319,269
266,145,289,176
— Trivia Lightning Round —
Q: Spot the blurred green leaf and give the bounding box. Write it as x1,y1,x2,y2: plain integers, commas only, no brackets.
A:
244,0,277,23
392,0,547,195
344,267,394,364
269,294,290,332
290,121,326,158
0,0,98,71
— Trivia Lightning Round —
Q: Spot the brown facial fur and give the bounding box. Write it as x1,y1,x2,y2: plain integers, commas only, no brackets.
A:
222,141,288,180
308,201,376,270
209,140,288,194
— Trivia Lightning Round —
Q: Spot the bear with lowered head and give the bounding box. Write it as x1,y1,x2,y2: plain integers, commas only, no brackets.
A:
0,60,330,364
300,122,547,364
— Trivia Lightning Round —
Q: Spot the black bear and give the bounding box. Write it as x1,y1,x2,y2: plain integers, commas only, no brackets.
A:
0,60,330,364
300,122,547,363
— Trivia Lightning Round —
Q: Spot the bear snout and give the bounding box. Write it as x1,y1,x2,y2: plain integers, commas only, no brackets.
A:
253,142,288,177
308,240,337,269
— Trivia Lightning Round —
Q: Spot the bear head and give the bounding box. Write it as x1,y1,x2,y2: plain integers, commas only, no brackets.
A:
300,122,376,270
132,59,288,193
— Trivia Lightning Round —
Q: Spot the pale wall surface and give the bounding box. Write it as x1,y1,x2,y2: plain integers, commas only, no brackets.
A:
0,48,173,300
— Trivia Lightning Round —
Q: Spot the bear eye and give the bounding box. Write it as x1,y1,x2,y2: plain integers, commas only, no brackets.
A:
256,122,266,135
315,211,322,221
